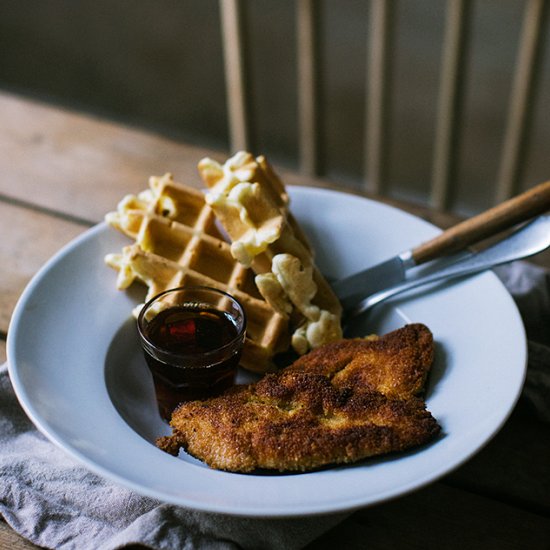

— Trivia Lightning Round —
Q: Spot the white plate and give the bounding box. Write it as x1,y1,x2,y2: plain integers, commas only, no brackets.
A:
7,187,526,517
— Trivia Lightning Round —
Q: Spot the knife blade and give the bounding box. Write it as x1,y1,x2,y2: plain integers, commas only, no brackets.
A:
332,179,550,310
332,253,413,311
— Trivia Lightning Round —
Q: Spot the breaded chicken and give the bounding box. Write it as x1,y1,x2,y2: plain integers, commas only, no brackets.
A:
157,324,440,472
286,323,434,399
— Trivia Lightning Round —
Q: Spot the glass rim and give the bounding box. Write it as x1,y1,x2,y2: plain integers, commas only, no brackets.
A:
136,285,247,362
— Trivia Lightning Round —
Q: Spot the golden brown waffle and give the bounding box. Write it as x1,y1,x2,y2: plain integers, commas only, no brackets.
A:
197,152,343,355
104,173,289,373
105,173,226,241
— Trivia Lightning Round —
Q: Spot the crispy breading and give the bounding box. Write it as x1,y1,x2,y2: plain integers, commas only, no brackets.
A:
286,323,434,400
157,324,440,472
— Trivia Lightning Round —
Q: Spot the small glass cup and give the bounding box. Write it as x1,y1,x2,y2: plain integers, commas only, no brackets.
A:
137,286,246,420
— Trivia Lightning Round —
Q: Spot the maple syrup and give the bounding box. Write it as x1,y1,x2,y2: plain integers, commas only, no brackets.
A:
137,287,246,420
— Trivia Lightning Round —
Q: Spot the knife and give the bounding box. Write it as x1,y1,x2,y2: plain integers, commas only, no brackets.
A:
348,214,550,317
332,180,550,311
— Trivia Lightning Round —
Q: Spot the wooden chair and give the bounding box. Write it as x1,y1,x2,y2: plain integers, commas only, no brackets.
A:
218,0,547,213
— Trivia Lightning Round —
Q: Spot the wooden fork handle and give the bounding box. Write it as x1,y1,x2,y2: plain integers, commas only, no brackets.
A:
411,180,550,265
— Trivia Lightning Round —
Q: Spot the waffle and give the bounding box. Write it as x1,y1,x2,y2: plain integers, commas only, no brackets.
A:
104,173,289,373
198,152,343,355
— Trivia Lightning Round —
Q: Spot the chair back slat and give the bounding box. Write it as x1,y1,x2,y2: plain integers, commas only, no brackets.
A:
297,0,319,176
431,0,470,211
365,0,393,195
220,0,249,152
496,0,547,202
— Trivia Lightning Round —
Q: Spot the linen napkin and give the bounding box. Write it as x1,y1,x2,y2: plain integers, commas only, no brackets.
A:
1,261,549,550
493,261,550,422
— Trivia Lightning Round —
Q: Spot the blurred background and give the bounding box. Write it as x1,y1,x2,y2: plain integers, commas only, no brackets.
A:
0,0,548,215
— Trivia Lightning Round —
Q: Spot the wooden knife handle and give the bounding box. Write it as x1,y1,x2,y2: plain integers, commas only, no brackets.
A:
411,180,550,265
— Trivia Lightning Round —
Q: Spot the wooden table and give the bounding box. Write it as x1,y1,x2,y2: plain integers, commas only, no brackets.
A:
1,91,549,550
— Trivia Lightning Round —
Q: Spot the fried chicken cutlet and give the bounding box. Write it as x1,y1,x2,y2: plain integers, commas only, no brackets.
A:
286,322,434,400
157,324,440,472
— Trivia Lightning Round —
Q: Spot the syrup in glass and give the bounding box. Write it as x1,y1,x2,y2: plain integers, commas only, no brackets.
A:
141,304,243,420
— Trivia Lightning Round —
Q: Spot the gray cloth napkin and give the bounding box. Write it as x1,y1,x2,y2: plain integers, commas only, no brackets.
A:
493,261,550,422
1,261,549,550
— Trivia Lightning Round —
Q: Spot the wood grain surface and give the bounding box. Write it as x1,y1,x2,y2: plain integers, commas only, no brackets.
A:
1,91,549,550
